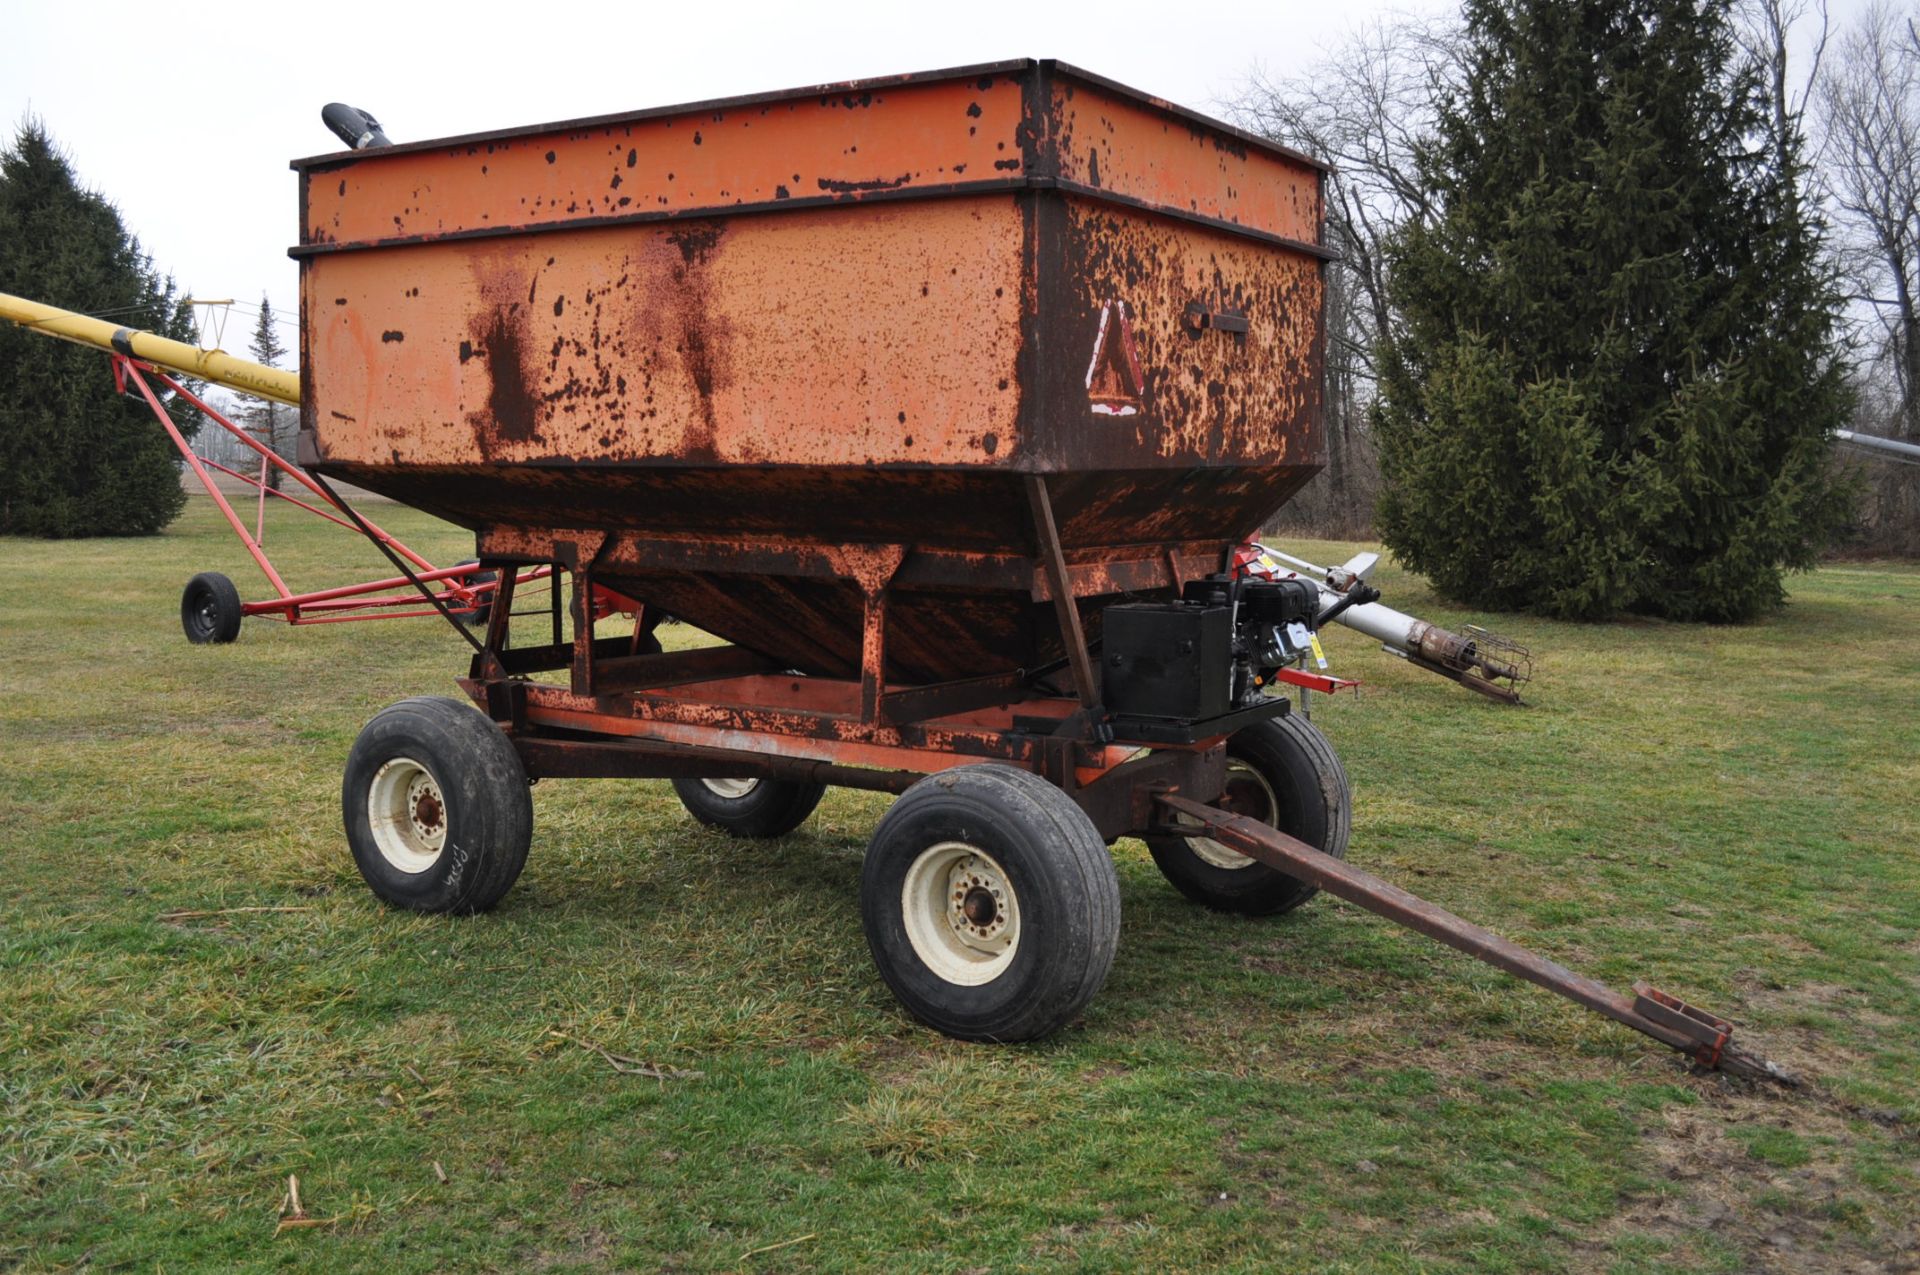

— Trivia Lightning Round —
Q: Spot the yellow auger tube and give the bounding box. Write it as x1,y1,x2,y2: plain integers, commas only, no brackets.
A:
0,291,300,407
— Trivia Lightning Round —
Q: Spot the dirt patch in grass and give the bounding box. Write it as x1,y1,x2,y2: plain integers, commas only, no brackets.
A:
1600,1081,1919,1273
1734,976,1896,1084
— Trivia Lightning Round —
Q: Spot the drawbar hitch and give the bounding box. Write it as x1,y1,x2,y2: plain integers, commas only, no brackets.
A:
1154,794,1797,1086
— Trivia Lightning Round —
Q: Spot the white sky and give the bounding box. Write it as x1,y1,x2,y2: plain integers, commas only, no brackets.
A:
2,0,1856,359
0,0,1450,351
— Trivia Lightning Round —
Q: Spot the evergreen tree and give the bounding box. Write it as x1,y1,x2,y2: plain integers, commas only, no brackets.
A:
1372,0,1852,622
0,120,200,537
245,294,290,490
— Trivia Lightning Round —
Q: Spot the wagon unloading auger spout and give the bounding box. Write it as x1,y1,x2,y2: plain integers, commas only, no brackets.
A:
1236,543,1534,704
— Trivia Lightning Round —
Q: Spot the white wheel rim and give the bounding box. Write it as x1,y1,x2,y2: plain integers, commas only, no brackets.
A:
1181,759,1278,870
368,756,448,874
701,777,760,799
900,842,1021,985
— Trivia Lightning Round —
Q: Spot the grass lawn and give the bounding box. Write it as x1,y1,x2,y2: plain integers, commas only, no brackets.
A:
2,495,1916,1272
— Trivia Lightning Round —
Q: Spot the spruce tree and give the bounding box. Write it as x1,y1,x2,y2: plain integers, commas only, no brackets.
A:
0,120,200,537
1372,0,1852,622
245,294,289,490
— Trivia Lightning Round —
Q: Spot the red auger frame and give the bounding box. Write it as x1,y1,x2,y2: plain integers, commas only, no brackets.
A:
113,355,570,640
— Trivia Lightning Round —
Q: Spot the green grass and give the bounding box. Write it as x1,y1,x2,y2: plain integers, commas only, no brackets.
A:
2,497,1916,1272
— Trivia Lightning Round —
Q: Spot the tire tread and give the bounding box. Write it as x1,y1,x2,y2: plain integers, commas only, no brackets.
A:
342,696,532,914
863,764,1120,1042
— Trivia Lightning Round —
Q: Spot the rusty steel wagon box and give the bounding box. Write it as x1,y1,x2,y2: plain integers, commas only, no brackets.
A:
292,59,1331,686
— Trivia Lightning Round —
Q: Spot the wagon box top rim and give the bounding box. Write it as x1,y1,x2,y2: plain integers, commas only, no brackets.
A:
286,57,1332,177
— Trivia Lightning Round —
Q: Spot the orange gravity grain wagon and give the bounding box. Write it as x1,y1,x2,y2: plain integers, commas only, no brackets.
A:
295,61,1789,1078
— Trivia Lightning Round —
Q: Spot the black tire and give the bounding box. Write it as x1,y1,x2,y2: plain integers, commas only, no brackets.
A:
1145,713,1350,916
861,764,1121,1042
448,560,497,630
342,696,533,914
181,572,243,644
670,776,824,838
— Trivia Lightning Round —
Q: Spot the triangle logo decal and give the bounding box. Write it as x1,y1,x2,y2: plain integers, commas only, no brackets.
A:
1085,300,1144,416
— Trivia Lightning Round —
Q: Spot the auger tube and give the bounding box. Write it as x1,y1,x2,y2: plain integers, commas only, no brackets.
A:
0,291,300,407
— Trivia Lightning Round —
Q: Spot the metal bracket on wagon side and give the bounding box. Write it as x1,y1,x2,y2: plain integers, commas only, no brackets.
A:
1153,795,1799,1086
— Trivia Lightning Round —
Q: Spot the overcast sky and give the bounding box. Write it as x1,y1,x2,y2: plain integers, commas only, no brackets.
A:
3,0,1854,360
2,0,1449,349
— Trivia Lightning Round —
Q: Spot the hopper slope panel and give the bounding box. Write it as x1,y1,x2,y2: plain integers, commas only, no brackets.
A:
600,570,1043,684
303,197,1025,472
322,460,1310,563
1046,465,1316,551
322,463,1035,551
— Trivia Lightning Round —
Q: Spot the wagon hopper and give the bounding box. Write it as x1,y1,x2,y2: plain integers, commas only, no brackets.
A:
295,60,1328,684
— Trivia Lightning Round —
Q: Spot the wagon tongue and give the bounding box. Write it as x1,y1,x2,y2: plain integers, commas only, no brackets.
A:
1154,795,1798,1086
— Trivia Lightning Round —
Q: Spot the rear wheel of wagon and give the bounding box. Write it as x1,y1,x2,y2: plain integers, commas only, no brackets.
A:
671,776,825,838
343,696,532,914
448,560,497,630
861,765,1120,1041
1145,713,1350,916
181,571,243,644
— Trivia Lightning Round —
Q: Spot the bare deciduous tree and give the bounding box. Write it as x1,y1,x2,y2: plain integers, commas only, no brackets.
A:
1816,0,1920,437
1738,0,1831,179
1812,1,1920,552
1228,16,1461,536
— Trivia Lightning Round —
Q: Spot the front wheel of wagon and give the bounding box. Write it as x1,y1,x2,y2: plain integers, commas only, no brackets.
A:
343,696,532,914
1144,713,1350,916
861,765,1120,1042
671,776,825,838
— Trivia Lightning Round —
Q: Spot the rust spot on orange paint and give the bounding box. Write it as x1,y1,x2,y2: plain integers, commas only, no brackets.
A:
469,311,539,448
666,224,720,266
817,173,912,194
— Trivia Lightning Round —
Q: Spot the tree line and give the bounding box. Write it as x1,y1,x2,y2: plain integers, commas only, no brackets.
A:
0,122,202,537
